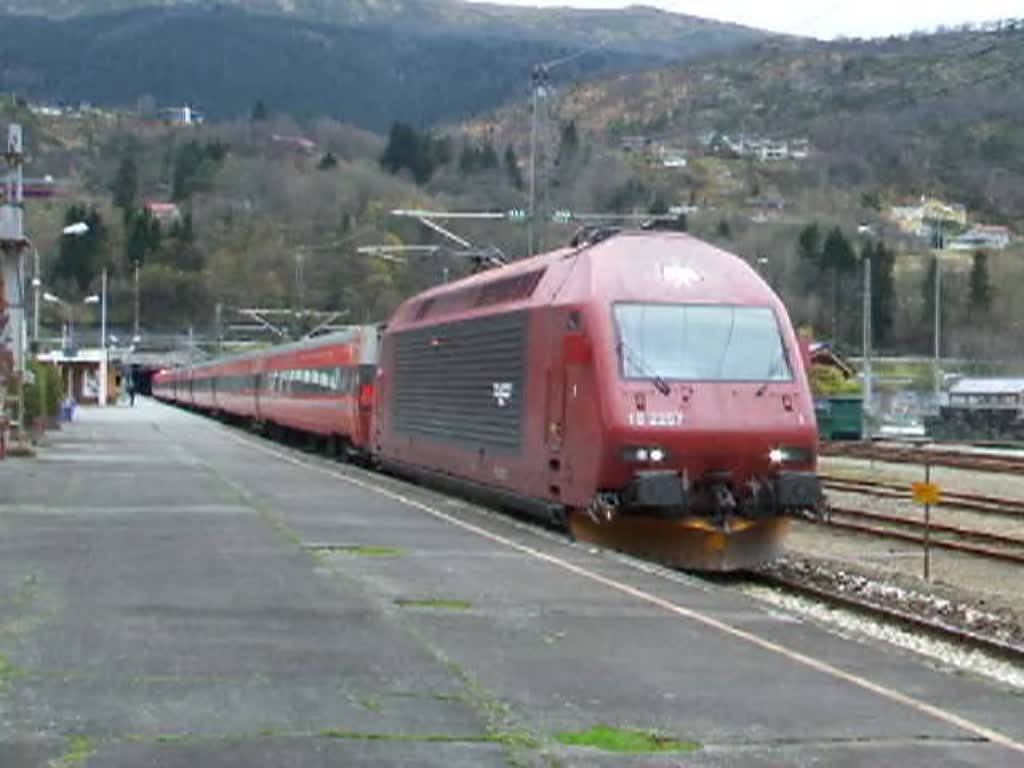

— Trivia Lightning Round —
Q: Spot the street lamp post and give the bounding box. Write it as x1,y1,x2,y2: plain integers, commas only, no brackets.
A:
862,251,873,425
43,291,100,404
934,255,942,402
31,221,91,345
932,219,944,405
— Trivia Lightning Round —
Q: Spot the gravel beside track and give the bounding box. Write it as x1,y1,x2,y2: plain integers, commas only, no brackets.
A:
741,558,1024,692
783,519,1024,643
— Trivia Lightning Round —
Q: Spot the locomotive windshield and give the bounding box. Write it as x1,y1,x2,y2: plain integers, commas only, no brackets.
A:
614,303,792,382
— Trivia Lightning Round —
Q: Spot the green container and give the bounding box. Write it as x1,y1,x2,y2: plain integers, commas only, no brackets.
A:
815,396,863,440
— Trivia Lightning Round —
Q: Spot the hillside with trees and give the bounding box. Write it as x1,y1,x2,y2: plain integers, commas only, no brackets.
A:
500,22,1024,230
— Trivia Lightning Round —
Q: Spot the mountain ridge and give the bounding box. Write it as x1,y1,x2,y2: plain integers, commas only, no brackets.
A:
0,0,769,59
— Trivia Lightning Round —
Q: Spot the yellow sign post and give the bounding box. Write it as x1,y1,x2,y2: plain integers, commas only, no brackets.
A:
911,481,941,506
912,465,939,581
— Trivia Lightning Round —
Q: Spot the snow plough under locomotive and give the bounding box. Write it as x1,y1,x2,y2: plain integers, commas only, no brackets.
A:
154,231,822,571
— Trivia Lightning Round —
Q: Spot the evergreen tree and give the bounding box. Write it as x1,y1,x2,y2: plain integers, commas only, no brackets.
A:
380,122,435,184
820,227,856,344
968,250,993,320
558,120,579,164
251,99,270,122
504,146,523,189
716,218,732,240
124,207,162,270
166,212,202,271
479,141,499,170
821,227,856,274
458,143,478,174
172,141,227,201
53,206,107,293
867,240,895,347
797,222,821,265
111,154,138,214
318,152,338,170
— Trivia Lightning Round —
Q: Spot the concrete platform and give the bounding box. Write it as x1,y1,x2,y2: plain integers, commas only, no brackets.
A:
0,399,1021,766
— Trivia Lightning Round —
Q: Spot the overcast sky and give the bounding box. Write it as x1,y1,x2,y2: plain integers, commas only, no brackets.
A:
474,1,1021,39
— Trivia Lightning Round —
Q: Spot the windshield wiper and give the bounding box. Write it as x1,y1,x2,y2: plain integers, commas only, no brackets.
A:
618,340,671,396
756,351,789,396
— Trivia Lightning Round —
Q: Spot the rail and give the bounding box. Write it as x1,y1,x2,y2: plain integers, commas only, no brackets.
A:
817,504,1024,566
821,441,1024,474
823,475,1024,519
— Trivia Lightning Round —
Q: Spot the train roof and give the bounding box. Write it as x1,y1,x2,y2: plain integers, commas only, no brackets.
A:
389,231,774,329
166,325,375,376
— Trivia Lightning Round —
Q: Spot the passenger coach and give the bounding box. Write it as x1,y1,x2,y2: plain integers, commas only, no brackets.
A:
153,326,379,455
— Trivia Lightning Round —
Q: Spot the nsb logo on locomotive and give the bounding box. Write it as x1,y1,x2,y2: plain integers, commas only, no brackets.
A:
492,382,514,407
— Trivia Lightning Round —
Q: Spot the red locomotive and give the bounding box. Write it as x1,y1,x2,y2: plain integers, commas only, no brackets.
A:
154,231,821,570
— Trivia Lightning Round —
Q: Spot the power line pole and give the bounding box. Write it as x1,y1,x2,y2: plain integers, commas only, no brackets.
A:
527,64,547,257
133,260,140,340
215,301,223,353
295,250,305,317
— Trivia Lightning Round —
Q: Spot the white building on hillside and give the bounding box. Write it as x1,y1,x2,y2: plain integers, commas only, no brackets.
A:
948,225,1013,251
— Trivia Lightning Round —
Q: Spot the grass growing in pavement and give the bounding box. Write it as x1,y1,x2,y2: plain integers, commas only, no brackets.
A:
393,598,472,611
0,654,24,691
326,545,406,557
61,735,96,764
554,725,699,753
316,730,534,746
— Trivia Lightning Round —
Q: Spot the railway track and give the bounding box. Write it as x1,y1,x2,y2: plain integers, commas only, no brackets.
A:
823,475,1024,519
821,441,1024,474
747,569,1024,664
815,504,1024,565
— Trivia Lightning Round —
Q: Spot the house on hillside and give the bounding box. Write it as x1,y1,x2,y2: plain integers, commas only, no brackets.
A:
707,133,811,162
159,106,205,126
618,136,653,153
659,147,688,168
271,134,318,154
747,194,787,220
948,225,1013,251
888,196,968,240
145,202,182,225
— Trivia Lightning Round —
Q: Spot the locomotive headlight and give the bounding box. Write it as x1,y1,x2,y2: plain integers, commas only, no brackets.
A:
769,447,813,465
621,446,668,463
